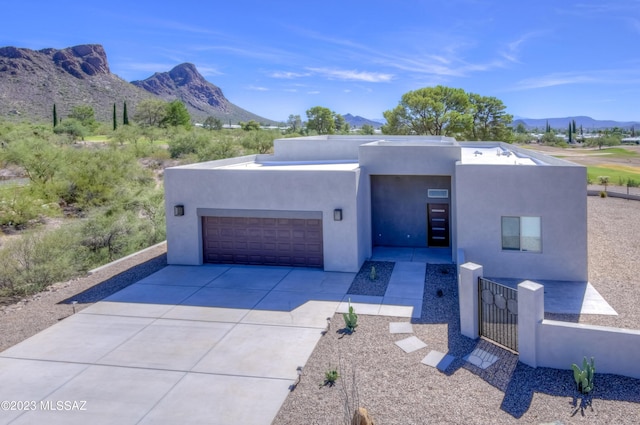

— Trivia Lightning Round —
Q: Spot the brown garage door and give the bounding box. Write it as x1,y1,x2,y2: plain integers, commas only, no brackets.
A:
202,216,323,267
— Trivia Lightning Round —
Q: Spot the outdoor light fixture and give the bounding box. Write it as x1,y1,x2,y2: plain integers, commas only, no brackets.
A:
174,205,185,216
333,209,342,221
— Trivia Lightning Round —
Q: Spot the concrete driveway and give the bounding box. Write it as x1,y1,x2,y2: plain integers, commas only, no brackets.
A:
0,264,414,425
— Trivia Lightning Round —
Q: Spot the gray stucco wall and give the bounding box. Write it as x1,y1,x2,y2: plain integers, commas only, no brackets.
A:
455,163,588,281
164,166,364,272
359,142,461,176
371,175,451,247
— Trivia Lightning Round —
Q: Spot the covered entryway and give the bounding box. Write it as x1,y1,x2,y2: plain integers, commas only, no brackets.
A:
371,175,451,247
202,216,323,267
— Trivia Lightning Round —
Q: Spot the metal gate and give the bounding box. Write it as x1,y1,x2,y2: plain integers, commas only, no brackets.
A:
478,278,518,352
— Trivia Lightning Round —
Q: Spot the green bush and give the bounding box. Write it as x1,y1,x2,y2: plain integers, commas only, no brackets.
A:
0,227,82,296
167,131,210,158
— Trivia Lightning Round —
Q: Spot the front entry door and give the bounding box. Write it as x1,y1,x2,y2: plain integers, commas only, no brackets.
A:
427,203,449,247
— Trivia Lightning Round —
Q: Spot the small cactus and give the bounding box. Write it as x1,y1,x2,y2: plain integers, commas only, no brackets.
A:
572,356,595,394
342,299,358,333
369,265,377,281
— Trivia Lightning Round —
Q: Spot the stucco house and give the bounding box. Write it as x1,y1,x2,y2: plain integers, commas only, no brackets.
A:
164,135,587,282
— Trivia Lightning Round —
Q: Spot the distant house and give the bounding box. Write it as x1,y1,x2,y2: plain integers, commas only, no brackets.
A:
621,137,640,145
164,135,587,282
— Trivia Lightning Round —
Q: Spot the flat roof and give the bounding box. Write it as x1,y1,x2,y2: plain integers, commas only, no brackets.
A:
460,146,545,165
218,160,360,171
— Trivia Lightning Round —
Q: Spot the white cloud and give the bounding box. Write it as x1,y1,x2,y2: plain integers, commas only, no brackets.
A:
307,90,320,94
270,71,311,79
306,67,393,83
247,85,269,91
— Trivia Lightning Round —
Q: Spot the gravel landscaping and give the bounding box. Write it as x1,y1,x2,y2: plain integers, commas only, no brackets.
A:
274,196,640,424
0,197,639,423
346,261,394,297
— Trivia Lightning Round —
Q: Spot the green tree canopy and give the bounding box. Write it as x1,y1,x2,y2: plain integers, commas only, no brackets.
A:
334,114,349,134
203,116,223,131
133,99,168,127
466,94,513,141
240,120,261,131
360,124,375,135
53,118,88,142
162,100,191,128
306,106,337,135
68,105,98,132
286,114,302,133
382,86,472,136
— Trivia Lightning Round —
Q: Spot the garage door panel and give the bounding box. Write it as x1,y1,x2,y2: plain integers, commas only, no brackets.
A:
202,216,323,268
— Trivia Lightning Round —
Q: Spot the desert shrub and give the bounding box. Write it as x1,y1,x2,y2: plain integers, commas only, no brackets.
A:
197,135,239,161
0,227,81,296
56,148,154,208
167,130,210,158
240,130,277,154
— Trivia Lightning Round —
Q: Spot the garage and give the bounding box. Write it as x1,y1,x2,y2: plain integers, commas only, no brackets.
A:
202,216,323,267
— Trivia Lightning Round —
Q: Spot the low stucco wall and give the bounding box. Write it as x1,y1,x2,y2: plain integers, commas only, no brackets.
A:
537,320,640,379
518,281,640,379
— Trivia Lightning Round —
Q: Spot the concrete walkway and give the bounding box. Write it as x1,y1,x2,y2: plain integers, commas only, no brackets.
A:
0,263,422,425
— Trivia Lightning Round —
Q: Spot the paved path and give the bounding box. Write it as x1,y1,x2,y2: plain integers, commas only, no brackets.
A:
0,264,421,425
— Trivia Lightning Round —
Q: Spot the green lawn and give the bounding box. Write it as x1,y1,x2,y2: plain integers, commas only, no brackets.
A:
587,165,640,185
581,147,638,157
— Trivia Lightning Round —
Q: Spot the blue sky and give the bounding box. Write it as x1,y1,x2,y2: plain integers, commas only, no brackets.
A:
3,0,640,122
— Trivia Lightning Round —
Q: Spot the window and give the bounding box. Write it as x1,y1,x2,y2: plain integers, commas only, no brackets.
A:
501,216,541,252
428,189,449,199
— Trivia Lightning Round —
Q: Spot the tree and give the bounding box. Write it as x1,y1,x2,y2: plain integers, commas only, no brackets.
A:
334,114,349,134
540,132,564,145
239,120,261,131
360,124,375,135
53,118,88,142
382,86,472,136
306,106,336,135
113,103,117,131
162,100,191,128
203,116,223,131
466,93,512,141
568,123,573,144
572,119,577,135
53,104,58,128
123,101,129,125
286,114,302,133
133,99,168,127
4,138,60,185
585,134,620,150
515,122,527,134
69,105,98,132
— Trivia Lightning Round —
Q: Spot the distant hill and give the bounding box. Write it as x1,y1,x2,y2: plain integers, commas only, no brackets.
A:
132,63,277,124
513,116,640,131
0,44,153,122
343,113,384,129
0,44,276,124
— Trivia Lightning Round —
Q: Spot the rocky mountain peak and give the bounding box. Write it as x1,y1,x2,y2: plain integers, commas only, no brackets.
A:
168,63,200,86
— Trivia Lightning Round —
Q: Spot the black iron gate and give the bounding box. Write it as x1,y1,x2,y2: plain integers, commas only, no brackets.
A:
478,277,518,353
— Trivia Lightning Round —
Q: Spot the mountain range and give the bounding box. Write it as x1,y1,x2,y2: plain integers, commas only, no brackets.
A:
513,116,640,130
0,44,276,124
342,113,384,129
2,43,638,130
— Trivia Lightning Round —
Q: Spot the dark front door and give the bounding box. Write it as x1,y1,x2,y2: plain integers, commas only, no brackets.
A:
427,203,449,247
